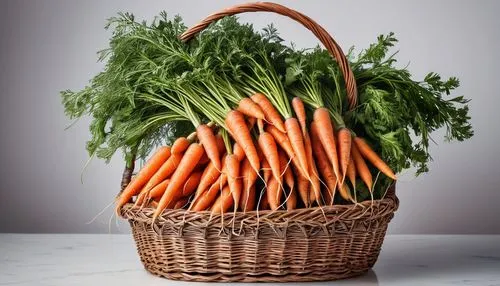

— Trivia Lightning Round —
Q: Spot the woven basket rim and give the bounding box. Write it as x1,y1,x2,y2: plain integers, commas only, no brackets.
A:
121,185,398,236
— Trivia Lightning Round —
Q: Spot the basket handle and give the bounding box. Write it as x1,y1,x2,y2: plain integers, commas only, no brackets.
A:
180,1,358,109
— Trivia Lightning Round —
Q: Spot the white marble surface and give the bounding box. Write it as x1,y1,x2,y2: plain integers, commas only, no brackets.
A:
1,234,499,286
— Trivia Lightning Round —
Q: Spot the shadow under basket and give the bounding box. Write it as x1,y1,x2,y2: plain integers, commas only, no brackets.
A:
121,185,398,282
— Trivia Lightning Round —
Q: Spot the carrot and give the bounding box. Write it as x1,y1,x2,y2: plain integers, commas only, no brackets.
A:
149,200,159,208
337,127,352,182
240,158,258,212
153,143,204,220
310,121,337,205
225,154,242,211
174,197,189,209
211,185,233,214
296,173,310,207
285,118,309,178
351,143,373,191
258,132,281,183
191,174,227,211
304,131,321,204
354,137,397,180
291,97,307,135
149,179,170,200
182,171,203,197
279,150,294,193
338,183,354,202
116,146,171,213
195,154,226,200
134,178,168,208
251,93,286,133
246,116,257,130
141,152,182,195
261,158,271,183
286,187,297,210
240,184,256,212
266,177,281,210
196,124,221,171
322,185,333,206
346,157,356,189
257,118,265,133
313,108,341,182
233,142,245,162
225,110,259,172
197,153,210,166
265,126,295,162
171,137,190,154
259,193,270,210
215,134,226,154
236,97,266,120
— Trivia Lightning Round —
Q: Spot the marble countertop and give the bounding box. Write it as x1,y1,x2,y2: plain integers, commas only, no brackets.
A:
1,234,499,286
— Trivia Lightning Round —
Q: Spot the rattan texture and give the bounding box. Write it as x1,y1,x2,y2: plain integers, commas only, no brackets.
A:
120,2,400,282
122,186,398,282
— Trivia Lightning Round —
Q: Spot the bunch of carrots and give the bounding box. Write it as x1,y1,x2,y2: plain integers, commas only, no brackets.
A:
116,95,396,220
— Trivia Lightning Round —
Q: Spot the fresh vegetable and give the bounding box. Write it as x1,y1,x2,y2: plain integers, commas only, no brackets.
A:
116,146,171,213
62,12,472,216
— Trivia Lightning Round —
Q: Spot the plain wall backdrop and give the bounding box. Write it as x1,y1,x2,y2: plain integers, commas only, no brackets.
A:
0,0,499,234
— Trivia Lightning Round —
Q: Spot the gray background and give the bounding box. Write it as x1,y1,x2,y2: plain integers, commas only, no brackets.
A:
0,0,498,234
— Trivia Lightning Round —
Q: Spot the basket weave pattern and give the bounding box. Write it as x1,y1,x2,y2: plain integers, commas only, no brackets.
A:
120,2,400,282
122,186,398,282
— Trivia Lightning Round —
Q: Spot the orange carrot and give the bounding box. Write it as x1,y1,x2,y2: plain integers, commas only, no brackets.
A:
195,154,226,200
286,187,297,210
354,137,397,180
240,158,258,212
215,134,226,154
191,174,227,211
116,146,171,213
197,153,210,166
174,197,189,209
251,93,286,133
296,173,310,207
279,150,294,193
310,121,337,204
265,125,295,161
225,154,242,211
313,108,341,182
141,152,182,195
197,124,221,171
266,125,306,178
266,177,281,210
338,183,354,202
149,179,170,200
258,132,281,183
233,142,246,162
240,184,256,212
236,97,266,120
182,171,203,197
346,157,356,189
260,193,270,210
246,116,257,130
211,185,233,214
171,137,190,154
304,131,321,204
285,118,309,178
153,143,204,220
337,127,352,182
225,110,260,173
291,97,307,135
149,200,159,208
262,158,272,183
351,143,373,191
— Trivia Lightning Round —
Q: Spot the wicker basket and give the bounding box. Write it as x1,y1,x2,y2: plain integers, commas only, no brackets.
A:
119,2,400,282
